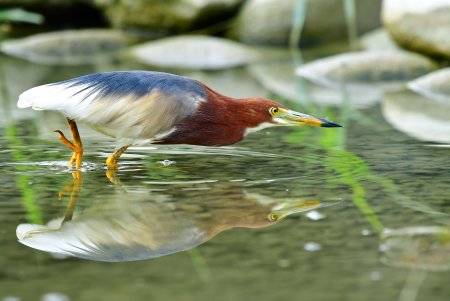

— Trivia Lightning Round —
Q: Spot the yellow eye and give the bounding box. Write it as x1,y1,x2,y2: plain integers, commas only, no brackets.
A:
269,107,279,116
268,213,279,221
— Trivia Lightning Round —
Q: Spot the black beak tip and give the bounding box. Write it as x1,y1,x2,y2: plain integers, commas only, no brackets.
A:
319,118,343,128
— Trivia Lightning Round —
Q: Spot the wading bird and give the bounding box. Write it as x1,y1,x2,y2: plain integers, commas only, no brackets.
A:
18,71,341,169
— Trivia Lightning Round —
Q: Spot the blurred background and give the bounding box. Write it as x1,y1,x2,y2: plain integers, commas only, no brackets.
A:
0,1,449,301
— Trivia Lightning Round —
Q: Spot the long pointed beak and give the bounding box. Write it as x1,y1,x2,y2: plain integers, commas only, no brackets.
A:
268,199,321,221
282,110,342,128
268,199,342,221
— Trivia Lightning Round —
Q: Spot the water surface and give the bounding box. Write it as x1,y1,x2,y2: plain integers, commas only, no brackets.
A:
0,52,449,301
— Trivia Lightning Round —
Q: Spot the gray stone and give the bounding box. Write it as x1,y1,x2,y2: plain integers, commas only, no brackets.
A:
129,35,259,70
249,61,380,109
380,226,450,271
296,50,437,91
382,0,450,59
181,69,268,99
0,29,132,65
0,0,94,22
228,0,382,46
408,68,450,102
382,89,450,143
93,0,243,35
360,28,399,51
0,0,81,7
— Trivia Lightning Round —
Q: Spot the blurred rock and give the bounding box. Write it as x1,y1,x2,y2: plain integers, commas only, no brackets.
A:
0,1,105,28
296,51,437,91
380,226,450,271
0,0,80,7
249,61,380,109
382,89,450,143
182,69,269,99
408,68,450,102
0,53,101,128
0,0,78,5
360,28,399,51
93,0,243,35
0,29,132,65
228,0,381,46
129,35,258,70
382,0,450,59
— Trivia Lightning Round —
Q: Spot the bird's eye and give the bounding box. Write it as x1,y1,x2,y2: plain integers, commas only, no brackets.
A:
268,213,279,221
269,107,279,116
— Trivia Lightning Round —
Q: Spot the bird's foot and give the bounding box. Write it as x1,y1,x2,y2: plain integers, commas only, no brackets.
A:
106,169,121,184
54,130,83,169
105,156,119,170
106,145,130,170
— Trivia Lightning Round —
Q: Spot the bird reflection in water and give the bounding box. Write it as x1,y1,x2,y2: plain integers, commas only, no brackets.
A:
16,172,336,262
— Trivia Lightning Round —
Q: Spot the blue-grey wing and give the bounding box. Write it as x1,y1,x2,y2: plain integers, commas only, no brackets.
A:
18,71,207,141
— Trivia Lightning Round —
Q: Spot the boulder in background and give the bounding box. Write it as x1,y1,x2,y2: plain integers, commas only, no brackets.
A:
228,0,382,46
383,0,450,59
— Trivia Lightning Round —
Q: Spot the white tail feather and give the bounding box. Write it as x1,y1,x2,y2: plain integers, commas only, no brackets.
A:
17,83,99,115
17,220,98,257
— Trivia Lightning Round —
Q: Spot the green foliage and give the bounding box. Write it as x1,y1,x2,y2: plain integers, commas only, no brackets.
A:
0,68,43,224
283,104,384,232
289,0,308,48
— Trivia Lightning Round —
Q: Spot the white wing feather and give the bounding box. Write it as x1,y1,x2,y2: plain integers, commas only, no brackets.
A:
18,83,99,115
17,71,206,141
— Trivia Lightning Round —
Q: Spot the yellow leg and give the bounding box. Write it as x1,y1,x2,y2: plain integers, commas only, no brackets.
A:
106,169,120,184
62,171,83,224
106,145,130,169
54,118,83,169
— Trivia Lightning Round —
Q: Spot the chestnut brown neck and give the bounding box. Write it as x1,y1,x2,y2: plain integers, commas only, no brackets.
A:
157,84,275,146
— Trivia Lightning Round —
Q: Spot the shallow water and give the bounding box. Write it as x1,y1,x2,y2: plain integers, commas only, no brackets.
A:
0,52,449,301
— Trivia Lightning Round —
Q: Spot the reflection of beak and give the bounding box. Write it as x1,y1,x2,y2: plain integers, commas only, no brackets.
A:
278,109,342,128
268,199,343,221
268,199,321,221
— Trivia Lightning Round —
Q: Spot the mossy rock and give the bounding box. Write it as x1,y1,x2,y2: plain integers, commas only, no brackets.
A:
93,0,243,35
1,29,132,65
228,0,381,46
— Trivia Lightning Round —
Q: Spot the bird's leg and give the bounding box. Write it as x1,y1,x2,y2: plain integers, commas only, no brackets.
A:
106,145,130,170
54,118,83,169
68,118,83,169
62,171,82,224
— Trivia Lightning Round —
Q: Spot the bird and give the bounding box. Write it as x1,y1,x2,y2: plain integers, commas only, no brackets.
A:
17,173,324,262
17,70,341,169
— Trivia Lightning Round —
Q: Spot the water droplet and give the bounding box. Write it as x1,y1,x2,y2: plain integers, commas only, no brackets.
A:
379,244,388,252
304,242,321,252
41,293,70,301
277,258,291,268
157,159,175,166
305,210,325,221
228,179,246,182
362,229,372,236
369,271,382,281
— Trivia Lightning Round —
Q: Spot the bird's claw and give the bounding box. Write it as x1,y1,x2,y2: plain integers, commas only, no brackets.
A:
54,129,83,169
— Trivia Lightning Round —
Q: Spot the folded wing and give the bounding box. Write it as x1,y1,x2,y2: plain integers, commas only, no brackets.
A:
18,71,207,140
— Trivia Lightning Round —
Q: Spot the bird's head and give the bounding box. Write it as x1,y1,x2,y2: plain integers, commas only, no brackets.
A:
244,98,342,129
267,105,341,128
